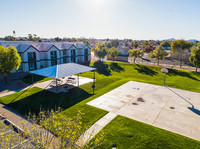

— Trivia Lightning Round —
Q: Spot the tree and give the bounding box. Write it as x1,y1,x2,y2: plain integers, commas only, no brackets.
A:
38,38,43,42
0,46,21,84
84,40,91,46
107,47,120,62
0,109,104,148
54,37,62,42
111,39,119,48
130,41,139,48
142,41,154,53
160,41,170,46
190,45,200,72
150,46,168,65
129,48,144,63
79,37,91,46
4,36,15,41
106,41,112,48
28,34,34,41
72,37,77,42
171,40,192,68
93,47,107,61
92,42,107,61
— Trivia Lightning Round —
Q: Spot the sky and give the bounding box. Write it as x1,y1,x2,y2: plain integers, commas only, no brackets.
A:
0,0,200,40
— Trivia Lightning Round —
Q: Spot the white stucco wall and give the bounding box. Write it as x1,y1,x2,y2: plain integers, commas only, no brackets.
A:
69,45,78,63
47,46,60,66
23,46,40,72
14,43,91,72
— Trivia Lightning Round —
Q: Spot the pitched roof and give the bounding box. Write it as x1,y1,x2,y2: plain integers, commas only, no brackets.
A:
0,41,89,52
30,63,96,79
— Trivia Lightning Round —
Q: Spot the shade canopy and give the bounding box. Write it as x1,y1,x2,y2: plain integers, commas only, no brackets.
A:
30,63,96,79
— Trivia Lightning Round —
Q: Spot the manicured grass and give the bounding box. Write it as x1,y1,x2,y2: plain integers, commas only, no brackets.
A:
80,61,200,93
1,61,200,147
92,116,200,149
0,85,108,127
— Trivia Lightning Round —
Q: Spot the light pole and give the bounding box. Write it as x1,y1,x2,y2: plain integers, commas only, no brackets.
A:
161,68,168,86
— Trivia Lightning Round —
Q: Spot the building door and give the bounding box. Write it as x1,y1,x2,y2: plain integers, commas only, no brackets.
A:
28,52,37,71
71,50,76,63
51,51,57,66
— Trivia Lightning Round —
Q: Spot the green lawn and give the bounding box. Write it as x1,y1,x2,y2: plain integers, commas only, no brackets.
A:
0,61,200,147
93,116,200,149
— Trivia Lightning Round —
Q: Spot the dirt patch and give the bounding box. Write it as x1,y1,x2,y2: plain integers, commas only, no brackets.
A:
127,94,134,98
0,90,9,95
137,97,145,102
120,100,126,103
133,87,139,90
132,103,138,105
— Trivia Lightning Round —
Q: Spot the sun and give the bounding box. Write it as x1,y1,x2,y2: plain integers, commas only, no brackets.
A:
88,0,107,6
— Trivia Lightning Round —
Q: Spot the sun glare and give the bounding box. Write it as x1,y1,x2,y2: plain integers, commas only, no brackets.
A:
88,0,107,6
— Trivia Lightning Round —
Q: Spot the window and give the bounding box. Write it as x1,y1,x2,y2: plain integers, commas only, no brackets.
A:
18,53,23,70
63,50,67,55
28,52,37,71
51,51,57,66
63,56,68,63
84,49,88,61
71,50,76,63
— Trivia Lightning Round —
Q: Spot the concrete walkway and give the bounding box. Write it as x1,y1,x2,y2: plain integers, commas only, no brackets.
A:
0,103,28,127
87,81,200,141
76,112,117,147
0,103,59,148
0,76,93,97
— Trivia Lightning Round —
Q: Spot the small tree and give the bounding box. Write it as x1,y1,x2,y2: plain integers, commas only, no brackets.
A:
150,46,168,65
107,47,120,62
130,41,139,48
0,109,104,148
93,42,108,61
38,38,43,42
110,39,119,48
0,46,21,84
190,45,200,72
94,48,107,61
129,49,144,63
171,40,192,68
106,41,112,48
142,40,154,53
4,36,15,41
160,41,170,46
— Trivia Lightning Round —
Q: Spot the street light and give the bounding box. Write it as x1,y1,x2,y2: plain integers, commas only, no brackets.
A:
161,68,168,86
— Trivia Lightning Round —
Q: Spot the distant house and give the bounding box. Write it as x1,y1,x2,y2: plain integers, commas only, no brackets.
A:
118,46,131,55
162,45,171,50
119,42,125,46
0,41,91,72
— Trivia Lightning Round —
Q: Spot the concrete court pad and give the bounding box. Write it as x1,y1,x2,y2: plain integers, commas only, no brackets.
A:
87,81,200,141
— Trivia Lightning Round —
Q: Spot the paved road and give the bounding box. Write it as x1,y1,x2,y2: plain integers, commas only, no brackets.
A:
136,53,191,67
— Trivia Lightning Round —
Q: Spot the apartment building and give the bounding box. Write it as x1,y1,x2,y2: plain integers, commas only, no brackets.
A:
0,41,91,72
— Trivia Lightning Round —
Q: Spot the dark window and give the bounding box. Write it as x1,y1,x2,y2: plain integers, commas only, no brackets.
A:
28,52,37,71
51,51,57,66
18,53,22,70
63,50,67,55
84,49,88,61
71,50,76,63
63,56,68,63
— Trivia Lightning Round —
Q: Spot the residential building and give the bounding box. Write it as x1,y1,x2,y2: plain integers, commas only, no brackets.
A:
0,41,91,72
118,46,131,55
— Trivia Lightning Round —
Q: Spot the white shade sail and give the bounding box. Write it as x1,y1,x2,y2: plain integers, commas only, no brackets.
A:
30,63,96,79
